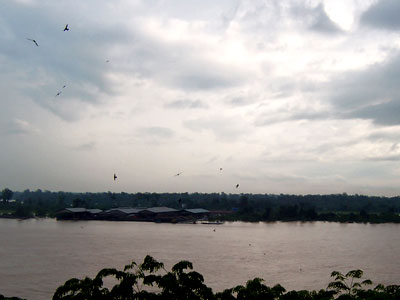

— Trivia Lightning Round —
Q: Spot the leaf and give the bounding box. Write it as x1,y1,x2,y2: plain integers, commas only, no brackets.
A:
95,268,119,280
330,271,345,281
386,285,400,294
140,255,164,273
352,282,361,289
123,261,137,272
245,277,264,287
361,279,373,286
374,283,385,291
142,274,162,286
172,260,193,275
272,283,286,295
327,281,349,291
346,269,363,279
232,285,245,293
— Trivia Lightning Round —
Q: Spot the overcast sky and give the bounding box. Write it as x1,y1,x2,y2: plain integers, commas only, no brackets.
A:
1,0,400,195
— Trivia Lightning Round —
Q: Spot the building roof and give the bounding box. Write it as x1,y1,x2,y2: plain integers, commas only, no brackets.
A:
86,209,102,214
106,208,144,214
146,207,179,213
63,208,103,214
184,208,210,214
65,207,87,213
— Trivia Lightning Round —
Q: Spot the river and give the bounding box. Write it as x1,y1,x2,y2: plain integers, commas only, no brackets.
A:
0,218,399,299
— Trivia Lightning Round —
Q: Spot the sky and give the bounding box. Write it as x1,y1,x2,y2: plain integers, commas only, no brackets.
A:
1,0,400,196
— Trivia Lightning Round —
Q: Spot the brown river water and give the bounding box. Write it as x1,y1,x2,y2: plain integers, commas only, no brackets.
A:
0,218,399,299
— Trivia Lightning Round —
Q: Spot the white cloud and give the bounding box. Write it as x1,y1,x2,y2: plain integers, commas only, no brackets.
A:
1,0,400,195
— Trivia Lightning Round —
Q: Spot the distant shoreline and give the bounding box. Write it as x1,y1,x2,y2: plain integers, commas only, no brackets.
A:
1,214,400,224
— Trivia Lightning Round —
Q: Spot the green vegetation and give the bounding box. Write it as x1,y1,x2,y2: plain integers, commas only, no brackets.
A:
1,188,400,223
2,257,399,299
1,188,13,203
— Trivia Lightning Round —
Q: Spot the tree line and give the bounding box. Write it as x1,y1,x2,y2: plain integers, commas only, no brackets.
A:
1,256,399,299
1,188,400,223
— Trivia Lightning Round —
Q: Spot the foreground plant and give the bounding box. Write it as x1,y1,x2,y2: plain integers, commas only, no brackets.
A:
326,269,400,300
52,255,214,300
327,269,372,297
50,259,400,300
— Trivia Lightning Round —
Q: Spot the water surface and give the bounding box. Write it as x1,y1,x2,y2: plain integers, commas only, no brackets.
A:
0,219,399,299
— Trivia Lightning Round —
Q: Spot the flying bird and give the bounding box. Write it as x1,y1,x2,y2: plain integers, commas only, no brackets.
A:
62,85,66,89
27,38,39,47
55,91,62,97
113,173,117,181
63,24,69,31
236,184,239,188
220,168,223,171
106,60,110,63
174,172,182,176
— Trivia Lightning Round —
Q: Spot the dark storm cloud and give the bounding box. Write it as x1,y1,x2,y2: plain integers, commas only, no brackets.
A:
329,52,400,125
1,1,126,85
361,0,400,30
0,1,131,121
344,100,400,126
274,52,400,127
255,50,400,127
164,99,208,109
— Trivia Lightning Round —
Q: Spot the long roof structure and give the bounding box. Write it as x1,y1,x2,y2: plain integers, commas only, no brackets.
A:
184,208,210,214
145,207,179,213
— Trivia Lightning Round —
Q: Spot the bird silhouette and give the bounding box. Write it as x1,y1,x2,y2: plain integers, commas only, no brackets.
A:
62,85,66,89
55,91,62,97
236,184,239,188
64,24,69,31
220,168,223,171
27,38,39,47
113,173,117,181
174,172,182,176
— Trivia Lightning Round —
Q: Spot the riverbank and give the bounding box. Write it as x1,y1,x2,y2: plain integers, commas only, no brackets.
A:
2,190,400,224
1,212,400,224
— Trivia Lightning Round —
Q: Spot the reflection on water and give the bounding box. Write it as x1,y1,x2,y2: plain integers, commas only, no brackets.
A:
0,219,399,300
